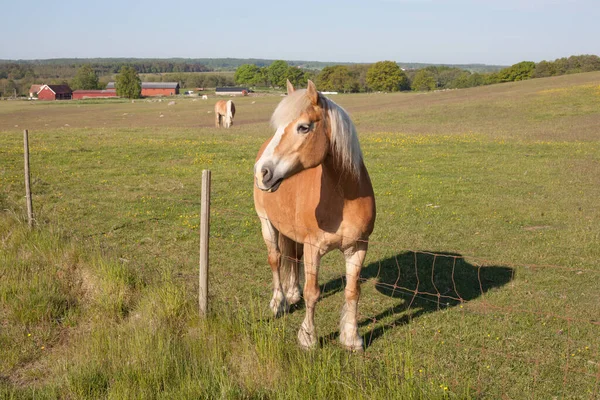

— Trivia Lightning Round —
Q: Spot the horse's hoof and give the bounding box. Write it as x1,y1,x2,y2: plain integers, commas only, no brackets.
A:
298,326,317,349
269,298,288,318
285,287,302,305
339,334,364,352
342,343,364,352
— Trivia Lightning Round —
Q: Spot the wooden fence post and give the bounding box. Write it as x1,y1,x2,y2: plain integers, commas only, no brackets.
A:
23,129,34,228
199,170,211,316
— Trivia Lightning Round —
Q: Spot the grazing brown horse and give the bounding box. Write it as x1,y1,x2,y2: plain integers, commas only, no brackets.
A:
214,99,235,128
253,80,376,350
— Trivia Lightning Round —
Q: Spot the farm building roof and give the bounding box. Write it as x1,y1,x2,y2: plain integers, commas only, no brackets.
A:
106,82,179,89
29,84,43,94
142,82,179,89
216,87,249,92
40,84,72,94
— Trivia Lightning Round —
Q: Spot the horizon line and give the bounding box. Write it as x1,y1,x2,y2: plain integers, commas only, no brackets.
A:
0,56,510,67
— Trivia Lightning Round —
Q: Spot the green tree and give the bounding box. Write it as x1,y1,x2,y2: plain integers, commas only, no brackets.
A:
303,70,317,86
187,74,206,88
467,72,485,87
411,69,437,91
285,66,307,88
316,65,358,93
115,66,141,99
532,60,555,78
366,61,409,92
1,78,18,98
268,60,289,88
348,64,370,92
450,71,473,89
255,67,269,87
484,72,501,85
436,67,465,89
316,66,336,91
234,64,260,85
330,66,358,92
495,61,535,82
577,54,600,72
71,64,100,90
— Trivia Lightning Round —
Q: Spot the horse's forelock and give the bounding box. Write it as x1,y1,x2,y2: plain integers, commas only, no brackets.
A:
270,89,312,129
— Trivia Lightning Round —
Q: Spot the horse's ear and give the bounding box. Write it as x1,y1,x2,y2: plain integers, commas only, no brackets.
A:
286,79,295,94
306,80,318,105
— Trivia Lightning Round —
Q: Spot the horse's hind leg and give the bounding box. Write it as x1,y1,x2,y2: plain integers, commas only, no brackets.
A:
259,217,288,317
215,113,221,128
339,241,368,351
279,235,302,306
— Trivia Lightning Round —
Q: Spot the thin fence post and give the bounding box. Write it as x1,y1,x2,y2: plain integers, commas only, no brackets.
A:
199,169,211,316
23,129,34,228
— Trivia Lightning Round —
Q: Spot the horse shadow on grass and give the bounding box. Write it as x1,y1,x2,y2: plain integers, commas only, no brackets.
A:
315,251,514,349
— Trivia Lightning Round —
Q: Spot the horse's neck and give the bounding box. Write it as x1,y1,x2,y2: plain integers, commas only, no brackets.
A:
321,154,365,198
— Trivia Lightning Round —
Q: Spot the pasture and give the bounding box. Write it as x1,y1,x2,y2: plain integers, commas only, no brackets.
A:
1,72,599,399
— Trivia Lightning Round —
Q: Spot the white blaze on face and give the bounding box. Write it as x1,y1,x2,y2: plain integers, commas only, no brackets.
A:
255,125,285,184
254,124,298,190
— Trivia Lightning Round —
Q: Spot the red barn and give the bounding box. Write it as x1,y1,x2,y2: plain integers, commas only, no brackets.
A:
141,82,179,96
72,89,118,100
106,82,180,97
37,84,72,100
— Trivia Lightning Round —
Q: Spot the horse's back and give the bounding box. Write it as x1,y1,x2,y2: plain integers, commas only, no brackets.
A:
214,100,226,114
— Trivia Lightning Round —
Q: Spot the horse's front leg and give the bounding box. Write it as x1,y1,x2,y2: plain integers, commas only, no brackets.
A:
339,241,368,351
298,241,322,349
259,217,287,317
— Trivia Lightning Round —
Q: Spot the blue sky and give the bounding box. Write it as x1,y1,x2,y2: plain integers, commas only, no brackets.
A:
2,0,598,65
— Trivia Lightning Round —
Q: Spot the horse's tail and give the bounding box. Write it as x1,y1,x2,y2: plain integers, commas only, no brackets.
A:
226,100,235,125
278,235,302,305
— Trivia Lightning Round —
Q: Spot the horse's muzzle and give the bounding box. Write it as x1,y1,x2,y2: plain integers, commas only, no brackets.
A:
255,161,283,192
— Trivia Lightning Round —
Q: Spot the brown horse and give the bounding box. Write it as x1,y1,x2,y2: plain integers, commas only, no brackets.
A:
214,99,235,128
253,80,376,350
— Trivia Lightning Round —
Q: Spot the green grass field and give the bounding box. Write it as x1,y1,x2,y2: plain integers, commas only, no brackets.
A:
1,72,600,399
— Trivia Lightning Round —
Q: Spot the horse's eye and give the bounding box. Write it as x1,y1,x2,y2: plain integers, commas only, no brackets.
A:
297,124,311,134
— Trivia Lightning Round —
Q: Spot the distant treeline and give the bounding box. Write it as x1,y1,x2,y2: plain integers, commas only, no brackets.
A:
398,62,504,74
410,55,600,90
0,57,504,76
231,54,600,93
175,58,505,73
0,59,211,80
186,58,356,71
0,59,217,96
1,55,598,97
